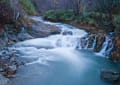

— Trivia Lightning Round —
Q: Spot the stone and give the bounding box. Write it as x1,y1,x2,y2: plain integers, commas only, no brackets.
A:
100,69,120,82
18,32,33,41
62,31,73,35
28,22,61,38
3,65,17,78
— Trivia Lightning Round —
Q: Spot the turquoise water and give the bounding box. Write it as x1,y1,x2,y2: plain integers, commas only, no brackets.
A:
10,49,119,85
10,16,120,85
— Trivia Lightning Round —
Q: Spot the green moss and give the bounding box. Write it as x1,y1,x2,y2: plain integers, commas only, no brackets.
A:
20,0,37,15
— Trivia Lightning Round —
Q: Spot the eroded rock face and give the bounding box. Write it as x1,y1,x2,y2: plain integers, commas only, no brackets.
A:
110,37,120,62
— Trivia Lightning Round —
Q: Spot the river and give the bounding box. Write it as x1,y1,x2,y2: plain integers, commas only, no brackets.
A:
10,16,119,85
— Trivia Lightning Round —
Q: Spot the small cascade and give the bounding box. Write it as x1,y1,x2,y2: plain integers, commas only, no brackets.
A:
15,12,20,21
21,27,26,33
99,35,114,57
92,36,97,50
99,36,109,56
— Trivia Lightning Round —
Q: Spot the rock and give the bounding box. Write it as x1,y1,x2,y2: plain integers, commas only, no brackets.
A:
100,69,120,82
17,32,33,41
5,65,17,78
17,27,34,41
0,48,24,78
0,74,9,85
28,22,61,38
62,31,73,35
110,36,120,62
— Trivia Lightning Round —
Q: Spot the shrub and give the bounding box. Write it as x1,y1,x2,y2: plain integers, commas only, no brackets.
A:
114,15,120,24
20,0,37,15
114,15,120,32
44,10,75,22
44,10,57,21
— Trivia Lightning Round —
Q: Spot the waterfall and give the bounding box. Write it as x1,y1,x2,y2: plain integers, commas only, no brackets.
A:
99,35,114,57
99,36,109,56
15,12,20,21
92,36,97,50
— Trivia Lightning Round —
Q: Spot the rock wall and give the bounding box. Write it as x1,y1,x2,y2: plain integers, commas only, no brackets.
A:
110,36,120,61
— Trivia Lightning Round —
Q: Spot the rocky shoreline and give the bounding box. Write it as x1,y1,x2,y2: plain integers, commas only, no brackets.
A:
0,47,24,85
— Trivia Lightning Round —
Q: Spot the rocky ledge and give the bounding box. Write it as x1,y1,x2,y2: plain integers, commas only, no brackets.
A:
0,47,24,79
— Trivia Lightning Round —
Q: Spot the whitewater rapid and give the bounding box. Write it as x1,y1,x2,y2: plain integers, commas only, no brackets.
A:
14,16,113,66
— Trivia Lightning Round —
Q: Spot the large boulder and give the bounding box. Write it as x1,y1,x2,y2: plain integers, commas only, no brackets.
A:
28,22,61,38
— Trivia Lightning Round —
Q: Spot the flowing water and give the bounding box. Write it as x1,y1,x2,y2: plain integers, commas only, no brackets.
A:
10,17,119,85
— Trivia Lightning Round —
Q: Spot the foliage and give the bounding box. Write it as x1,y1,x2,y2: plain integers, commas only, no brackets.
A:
44,9,120,33
20,0,37,15
114,15,120,32
0,0,10,6
44,10,75,21
114,15,120,25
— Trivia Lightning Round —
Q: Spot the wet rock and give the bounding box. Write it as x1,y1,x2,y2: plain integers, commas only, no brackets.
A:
100,69,120,82
62,31,73,35
95,33,106,52
28,22,61,38
4,65,17,78
0,74,9,85
18,31,33,41
0,47,24,78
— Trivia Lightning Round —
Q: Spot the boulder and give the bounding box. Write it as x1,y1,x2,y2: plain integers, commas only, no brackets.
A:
28,22,61,38
100,69,120,82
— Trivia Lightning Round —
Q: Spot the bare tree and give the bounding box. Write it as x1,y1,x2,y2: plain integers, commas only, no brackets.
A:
70,0,82,15
94,0,120,32
53,0,60,10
